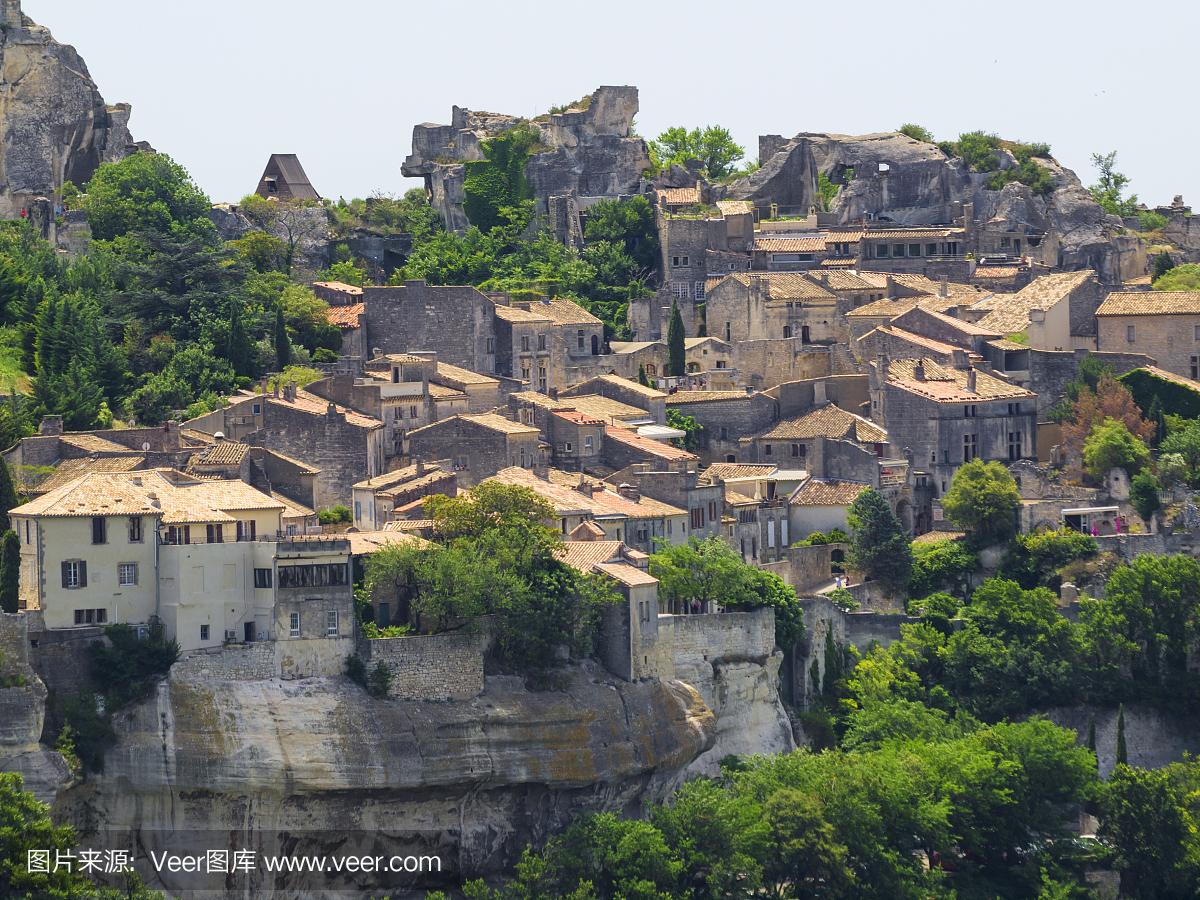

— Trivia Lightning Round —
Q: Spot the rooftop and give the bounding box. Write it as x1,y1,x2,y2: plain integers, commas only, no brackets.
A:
186,440,250,469
594,561,659,586
269,392,382,428
327,303,365,329
716,272,836,302
31,455,147,496
972,270,1094,333
557,539,625,572
715,200,753,217
353,462,447,492
667,390,758,404
885,358,1035,402
756,405,888,444
754,236,827,253
1096,291,1200,316
312,281,364,297
604,427,698,462
492,305,553,324
846,294,959,319
552,409,606,427
59,433,136,454
491,467,685,518
566,374,667,400
860,227,961,240
869,326,961,356
432,362,500,386
659,187,700,205
789,478,871,507
345,530,428,556
700,463,778,482
565,395,651,425
511,298,603,326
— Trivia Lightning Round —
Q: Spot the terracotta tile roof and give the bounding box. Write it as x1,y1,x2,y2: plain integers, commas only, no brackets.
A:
860,228,959,240
552,409,606,427
417,413,539,436
492,467,685,518
557,539,624,572
716,200,753,217
886,358,1035,402
326,303,365,329
427,383,468,400
269,393,382,428
1097,291,1200,316
346,530,428,555
819,257,858,268
604,427,698,461
59,433,135,454
872,326,961,356
276,494,316,520
973,271,1094,334
354,463,446,492
757,405,887,443
659,187,700,205
432,363,499,386
187,441,249,468
790,478,871,507
595,562,659,586
567,395,652,424
814,271,875,291
701,463,777,481
987,338,1032,351
973,267,1021,278
31,456,148,496
826,228,865,242
386,353,428,364
565,374,667,400
568,520,608,540
667,390,757,404
846,295,959,318
755,237,826,253
510,391,564,409
493,305,553,323
512,298,603,326
718,272,836,301
312,281,364,297
913,529,967,543
608,340,664,354
1135,366,1200,391
920,310,1002,336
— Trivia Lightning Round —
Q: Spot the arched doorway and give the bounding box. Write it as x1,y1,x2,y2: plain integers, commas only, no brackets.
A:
801,325,811,343
591,334,599,355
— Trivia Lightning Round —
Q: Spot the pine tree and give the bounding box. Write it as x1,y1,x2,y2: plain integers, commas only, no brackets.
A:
637,363,650,387
667,301,685,377
1154,250,1176,280
274,304,291,371
227,299,252,379
0,461,17,534
0,530,19,613
847,487,913,597
1087,712,1097,768
1116,704,1128,766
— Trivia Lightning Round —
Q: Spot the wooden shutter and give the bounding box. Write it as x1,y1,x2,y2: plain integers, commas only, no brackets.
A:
236,521,243,541
61,561,69,588
183,525,190,545
206,524,214,544
249,520,256,540
78,561,86,586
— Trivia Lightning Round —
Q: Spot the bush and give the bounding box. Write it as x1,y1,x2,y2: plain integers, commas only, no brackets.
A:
311,347,338,363
345,653,368,690
1130,472,1162,523
319,505,353,525
908,539,980,601
997,529,1098,590
1083,417,1151,478
369,662,392,697
90,624,180,708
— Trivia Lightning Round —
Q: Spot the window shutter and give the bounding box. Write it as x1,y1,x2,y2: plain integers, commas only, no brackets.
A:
183,525,191,545
78,561,87,586
250,520,256,540
61,561,69,588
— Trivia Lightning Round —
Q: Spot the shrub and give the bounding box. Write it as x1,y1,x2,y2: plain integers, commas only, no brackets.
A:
997,529,1097,590
369,662,392,697
1083,417,1151,478
1130,472,1162,523
345,653,368,690
311,347,338,363
908,539,980,601
90,624,180,708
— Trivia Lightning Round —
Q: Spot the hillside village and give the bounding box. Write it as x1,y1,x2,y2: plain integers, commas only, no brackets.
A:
5,1,1200,897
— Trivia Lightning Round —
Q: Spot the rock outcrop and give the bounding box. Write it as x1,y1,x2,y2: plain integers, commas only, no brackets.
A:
0,1,146,218
722,131,1138,280
53,661,730,898
402,86,651,233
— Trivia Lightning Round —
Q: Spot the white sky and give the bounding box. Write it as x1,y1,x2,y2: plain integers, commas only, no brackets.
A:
25,0,1199,209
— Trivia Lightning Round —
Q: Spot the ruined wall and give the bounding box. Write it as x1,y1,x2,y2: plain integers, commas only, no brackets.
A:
360,632,484,700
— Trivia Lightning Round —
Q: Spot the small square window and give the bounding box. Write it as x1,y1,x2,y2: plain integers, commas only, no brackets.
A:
893,244,906,258
584,436,593,449
118,563,137,586
565,442,573,452
254,568,272,589
200,624,210,642
876,244,889,258
909,244,921,257
253,403,262,415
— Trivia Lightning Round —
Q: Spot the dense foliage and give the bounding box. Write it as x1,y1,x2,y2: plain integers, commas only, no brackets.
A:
936,132,1054,195
650,126,745,179
1120,366,1200,421
940,459,1021,541
847,488,911,596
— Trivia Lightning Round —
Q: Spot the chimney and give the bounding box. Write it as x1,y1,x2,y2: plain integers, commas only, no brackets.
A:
876,353,890,383
814,381,828,405
273,380,280,399
39,415,63,436
967,368,978,393
677,459,688,474
415,457,425,476
913,362,926,382
939,275,949,299
576,480,594,497
886,276,898,298
617,483,641,502
951,348,970,370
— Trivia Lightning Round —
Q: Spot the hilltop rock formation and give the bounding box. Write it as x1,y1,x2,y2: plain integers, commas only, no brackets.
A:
402,86,651,233
721,131,1136,279
0,1,147,218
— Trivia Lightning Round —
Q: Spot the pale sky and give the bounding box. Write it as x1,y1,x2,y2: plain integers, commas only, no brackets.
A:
25,0,1199,210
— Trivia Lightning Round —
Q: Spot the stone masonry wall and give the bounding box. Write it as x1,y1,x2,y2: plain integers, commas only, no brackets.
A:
657,608,774,681
27,617,103,699
170,643,276,681
360,632,484,700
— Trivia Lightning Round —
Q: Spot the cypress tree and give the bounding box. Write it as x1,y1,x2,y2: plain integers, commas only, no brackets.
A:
274,304,292,371
667,301,685,377
1116,704,1128,766
0,461,16,533
809,659,821,696
638,363,650,387
822,629,842,694
0,530,19,613
227,299,252,379
1087,712,1097,767
1154,250,1176,280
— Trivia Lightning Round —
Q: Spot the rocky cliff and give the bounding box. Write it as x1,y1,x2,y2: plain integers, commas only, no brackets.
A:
402,86,651,233
722,131,1135,280
44,656,792,899
0,1,145,218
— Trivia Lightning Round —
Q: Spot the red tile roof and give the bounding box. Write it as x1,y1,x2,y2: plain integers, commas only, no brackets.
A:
604,427,698,461
659,187,700,205
552,409,606,427
327,303,364,329
755,237,827,253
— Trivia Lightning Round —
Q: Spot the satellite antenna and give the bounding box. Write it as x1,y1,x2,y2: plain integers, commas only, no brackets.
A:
142,442,151,451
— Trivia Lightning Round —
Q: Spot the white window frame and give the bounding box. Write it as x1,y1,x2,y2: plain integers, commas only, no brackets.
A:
290,612,300,637
118,563,137,586
584,436,594,449
200,624,210,642
326,610,339,637
64,560,82,589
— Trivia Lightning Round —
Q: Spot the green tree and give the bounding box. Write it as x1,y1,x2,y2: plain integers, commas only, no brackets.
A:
1153,262,1200,292
226,297,253,379
1083,416,1151,478
667,301,685,377
1154,250,1176,279
1089,151,1139,217
1087,712,1097,763
940,459,1021,542
0,460,17,531
847,488,912,597
758,789,854,900
666,408,702,452
637,363,650,387
273,303,291,371
0,772,95,898
82,152,213,241
1130,472,1162,524
898,124,934,142
1116,704,1128,766
0,530,18,614
651,126,745,179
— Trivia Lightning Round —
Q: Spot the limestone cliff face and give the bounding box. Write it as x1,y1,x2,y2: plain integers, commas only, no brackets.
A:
54,662,724,898
0,5,143,217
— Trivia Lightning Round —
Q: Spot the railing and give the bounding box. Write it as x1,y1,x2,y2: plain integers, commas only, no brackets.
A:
160,531,344,547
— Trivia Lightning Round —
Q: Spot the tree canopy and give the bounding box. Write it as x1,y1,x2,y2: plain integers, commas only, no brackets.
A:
940,459,1020,542
847,488,912,596
651,126,745,179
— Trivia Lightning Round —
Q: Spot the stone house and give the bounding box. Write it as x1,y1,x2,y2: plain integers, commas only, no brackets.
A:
10,470,353,668
979,346,1156,415
858,227,968,273
601,426,698,473
965,270,1105,351
788,478,869,540
327,301,366,359
604,462,724,543
406,414,542,488
361,281,499,374
844,277,986,346
664,390,777,465
560,374,667,425
739,405,890,473
350,461,456,530
1095,291,1200,381
182,436,252,482
493,304,556,390
770,374,872,420
547,409,607,472
870,357,1037,529
4,415,201,478
705,273,840,345
312,281,364,306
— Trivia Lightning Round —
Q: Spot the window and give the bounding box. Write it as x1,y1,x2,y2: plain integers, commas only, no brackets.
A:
1193,356,1199,380
91,517,106,545
354,501,362,522
410,405,417,418
720,427,727,440
963,404,977,418
690,508,706,529
538,367,547,391
62,560,85,589
792,443,806,458
290,612,300,637
695,282,706,300
578,330,585,351
392,367,400,383
672,256,680,267
565,442,573,452
128,517,142,543
716,360,726,368
909,244,921,257
118,563,137,586
725,322,731,341
200,624,209,642
206,524,224,544
25,520,29,544
963,433,978,461
1127,324,1136,343
893,244,906,258
671,282,689,298
1194,325,1200,342
522,335,531,352
1008,431,1023,461
521,366,530,382
327,611,339,636
1008,402,1021,415
73,608,106,624
234,521,254,542
486,337,495,353
783,326,792,339
538,334,546,351
927,243,939,256
253,403,261,415
946,241,958,255
876,244,889,258
764,444,773,456
254,568,272,589
584,436,593,449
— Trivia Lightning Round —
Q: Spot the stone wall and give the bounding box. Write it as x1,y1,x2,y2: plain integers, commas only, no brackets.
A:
361,281,496,374
170,643,276,682
1044,704,1200,778
360,632,485,700
27,618,102,698
665,393,776,464
771,375,871,419
657,608,775,682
